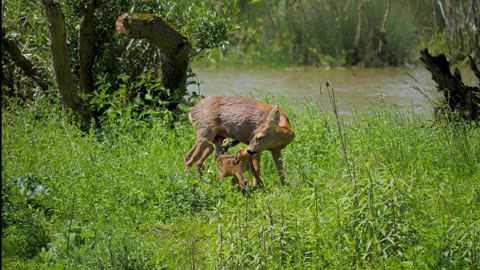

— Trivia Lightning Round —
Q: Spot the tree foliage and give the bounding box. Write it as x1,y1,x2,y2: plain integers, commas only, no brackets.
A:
2,0,237,128
210,0,478,67
2,0,478,127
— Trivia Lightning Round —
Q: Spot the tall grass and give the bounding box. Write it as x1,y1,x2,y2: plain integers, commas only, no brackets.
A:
2,95,479,269
198,0,419,68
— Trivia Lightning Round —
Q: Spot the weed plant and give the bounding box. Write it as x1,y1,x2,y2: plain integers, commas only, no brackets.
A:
2,94,479,269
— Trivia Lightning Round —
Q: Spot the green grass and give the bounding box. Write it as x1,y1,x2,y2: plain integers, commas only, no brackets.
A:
2,96,480,269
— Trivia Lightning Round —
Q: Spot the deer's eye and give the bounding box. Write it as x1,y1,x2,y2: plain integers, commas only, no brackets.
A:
256,135,264,141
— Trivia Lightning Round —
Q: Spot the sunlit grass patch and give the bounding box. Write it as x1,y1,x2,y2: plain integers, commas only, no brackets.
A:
2,96,479,269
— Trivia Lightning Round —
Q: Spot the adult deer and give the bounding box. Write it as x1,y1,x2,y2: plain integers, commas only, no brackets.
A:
184,95,295,185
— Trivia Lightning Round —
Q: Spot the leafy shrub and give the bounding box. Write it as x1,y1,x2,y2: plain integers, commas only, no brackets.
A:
2,174,52,260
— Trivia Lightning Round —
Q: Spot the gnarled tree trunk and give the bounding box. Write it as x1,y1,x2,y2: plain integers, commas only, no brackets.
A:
116,13,191,111
420,48,480,121
42,0,91,130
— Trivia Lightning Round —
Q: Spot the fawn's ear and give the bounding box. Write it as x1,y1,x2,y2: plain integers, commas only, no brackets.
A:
221,138,230,147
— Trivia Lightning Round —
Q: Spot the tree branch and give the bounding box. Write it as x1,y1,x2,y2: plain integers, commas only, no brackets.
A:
115,13,189,58
2,28,49,91
354,0,363,48
380,0,391,33
116,13,191,110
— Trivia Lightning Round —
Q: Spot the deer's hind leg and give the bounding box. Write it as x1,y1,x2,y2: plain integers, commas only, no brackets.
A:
185,133,216,178
185,144,198,169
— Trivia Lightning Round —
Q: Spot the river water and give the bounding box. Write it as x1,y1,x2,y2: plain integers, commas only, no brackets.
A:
188,65,479,115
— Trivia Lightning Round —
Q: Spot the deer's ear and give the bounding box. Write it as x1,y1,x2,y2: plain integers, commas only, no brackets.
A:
266,105,280,129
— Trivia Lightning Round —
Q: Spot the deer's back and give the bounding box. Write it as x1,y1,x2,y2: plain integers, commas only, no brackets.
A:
189,96,291,144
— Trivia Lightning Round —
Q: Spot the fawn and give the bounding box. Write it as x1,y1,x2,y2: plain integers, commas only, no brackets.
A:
213,137,263,191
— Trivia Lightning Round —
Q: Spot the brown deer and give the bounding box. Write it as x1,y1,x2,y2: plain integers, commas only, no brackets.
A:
185,95,295,185
213,137,263,190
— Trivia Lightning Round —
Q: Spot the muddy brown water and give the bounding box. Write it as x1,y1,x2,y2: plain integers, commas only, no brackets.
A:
188,66,479,115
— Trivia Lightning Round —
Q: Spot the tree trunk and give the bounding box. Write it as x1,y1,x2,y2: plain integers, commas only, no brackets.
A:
354,0,363,49
346,0,364,66
420,48,480,121
373,0,396,66
78,0,97,98
42,0,90,130
378,0,391,54
468,54,480,81
116,13,191,111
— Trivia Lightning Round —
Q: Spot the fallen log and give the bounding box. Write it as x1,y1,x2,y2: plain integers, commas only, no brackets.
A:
419,48,480,121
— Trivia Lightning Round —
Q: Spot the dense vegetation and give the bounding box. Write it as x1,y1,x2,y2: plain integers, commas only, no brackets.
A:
2,0,237,130
2,0,479,268
2,0,478,123
2,93,479,268
203,0,479,67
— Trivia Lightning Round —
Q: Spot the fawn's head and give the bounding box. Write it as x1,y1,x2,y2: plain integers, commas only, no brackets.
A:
214,137,232,156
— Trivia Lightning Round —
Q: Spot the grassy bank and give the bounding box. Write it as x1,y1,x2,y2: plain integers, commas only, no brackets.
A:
2,95,479,269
